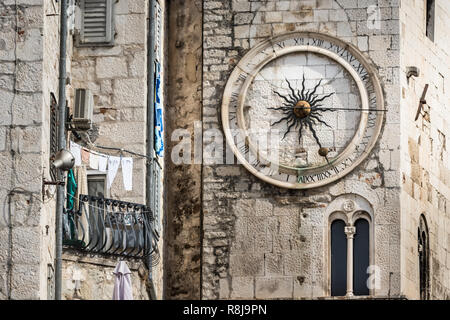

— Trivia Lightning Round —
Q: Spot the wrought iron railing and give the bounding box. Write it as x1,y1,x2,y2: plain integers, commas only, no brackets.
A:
63,195,160,264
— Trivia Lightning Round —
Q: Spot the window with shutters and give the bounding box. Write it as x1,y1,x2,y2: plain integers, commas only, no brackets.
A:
76,0,114,46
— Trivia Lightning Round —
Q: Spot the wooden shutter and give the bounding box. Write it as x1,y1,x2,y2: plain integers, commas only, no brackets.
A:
79,0,114,46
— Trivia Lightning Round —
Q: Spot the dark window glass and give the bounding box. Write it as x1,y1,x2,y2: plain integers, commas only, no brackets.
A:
426,0,435,41
87,175,106,198
419,215,429,300
353,219,370,296
331,219,347,296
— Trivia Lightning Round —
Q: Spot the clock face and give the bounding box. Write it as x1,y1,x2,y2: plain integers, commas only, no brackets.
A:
222,32,385,189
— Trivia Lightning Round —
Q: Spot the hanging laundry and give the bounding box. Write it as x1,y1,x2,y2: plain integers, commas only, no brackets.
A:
65,169,77,241
89,152,100,170
154,62,164,157
121,157,133,191
107,156,121,189
98,155,108,172
70,141,82,166
81,148,90,164
74,165,89,245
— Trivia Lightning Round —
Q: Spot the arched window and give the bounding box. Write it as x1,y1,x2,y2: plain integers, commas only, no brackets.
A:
353,219,370,296
418,215,430,300
331,219,347,296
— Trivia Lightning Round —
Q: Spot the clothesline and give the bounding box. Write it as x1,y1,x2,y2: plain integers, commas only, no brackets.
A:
70,141,133,191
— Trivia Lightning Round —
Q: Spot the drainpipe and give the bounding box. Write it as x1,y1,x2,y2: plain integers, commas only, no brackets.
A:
146,0,157,300
55,0,69,300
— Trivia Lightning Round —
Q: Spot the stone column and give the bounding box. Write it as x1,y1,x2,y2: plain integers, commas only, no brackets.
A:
345,226,356,297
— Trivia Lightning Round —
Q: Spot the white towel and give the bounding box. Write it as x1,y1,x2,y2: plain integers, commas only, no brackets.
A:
98,155,108,172
89,153,99,170
113,261,133,300
70,141,82,166
107,156,121,190
121,157,133,191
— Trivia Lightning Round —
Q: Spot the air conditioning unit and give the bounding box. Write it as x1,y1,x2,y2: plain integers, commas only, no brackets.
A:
73,88,93,130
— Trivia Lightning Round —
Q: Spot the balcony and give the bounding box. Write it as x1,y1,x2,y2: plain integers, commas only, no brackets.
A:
63,194,160,263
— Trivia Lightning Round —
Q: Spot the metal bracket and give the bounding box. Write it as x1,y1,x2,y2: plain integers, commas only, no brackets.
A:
415,84,429,121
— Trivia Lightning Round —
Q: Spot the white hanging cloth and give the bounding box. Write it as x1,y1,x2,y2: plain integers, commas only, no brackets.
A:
98,155,108,172
89,152,100,170
107,156,121,189
70,141,82,166
121,157,133,191
112,261,133,300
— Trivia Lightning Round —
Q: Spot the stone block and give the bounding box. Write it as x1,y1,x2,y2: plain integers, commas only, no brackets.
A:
0,32,16,61
115,14,146,45
205,36,232,49
265,11,282,23
113,78,145,107
12,227,40,264
128,51,145,77
0,75,14,91
0,127,6,152
230,276,254,299
128,0,146,14
12,93,42,126
275,1,290,11
255,277,293,299
96,56,128,79
219,278,230,299
16,62,42,92
279,216,300,234
0,91,13,125
284,251,303,276
229,253,264,277
0,62,15,74
265,253,283,276
234,25,250,39
232,199,255,217
232,0,250,12
337,22,353,38
17,28,43,61
10,264,40,299
255,199,273,216
216,166,241,176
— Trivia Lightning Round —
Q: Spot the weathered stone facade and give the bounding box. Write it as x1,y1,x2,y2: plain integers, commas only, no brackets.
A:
201,0,403,300
0,0,166,300
0,0,60,299
399,0,450,299
164,0,203,300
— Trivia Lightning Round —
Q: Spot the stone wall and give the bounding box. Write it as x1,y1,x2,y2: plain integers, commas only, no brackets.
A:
164,0,203,300
201,0,402,299
62,253,149,300
399,0,450,299
0,0,60,299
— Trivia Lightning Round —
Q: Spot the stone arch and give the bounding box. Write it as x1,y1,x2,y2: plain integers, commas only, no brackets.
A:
325,194,375,297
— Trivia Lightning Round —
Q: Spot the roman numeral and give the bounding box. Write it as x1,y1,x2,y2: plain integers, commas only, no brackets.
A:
312,38,324,46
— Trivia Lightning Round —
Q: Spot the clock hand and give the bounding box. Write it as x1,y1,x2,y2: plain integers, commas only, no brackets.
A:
313,107,387,112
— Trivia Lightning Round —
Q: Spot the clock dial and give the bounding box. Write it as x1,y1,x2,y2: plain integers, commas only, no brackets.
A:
222,32,385,189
